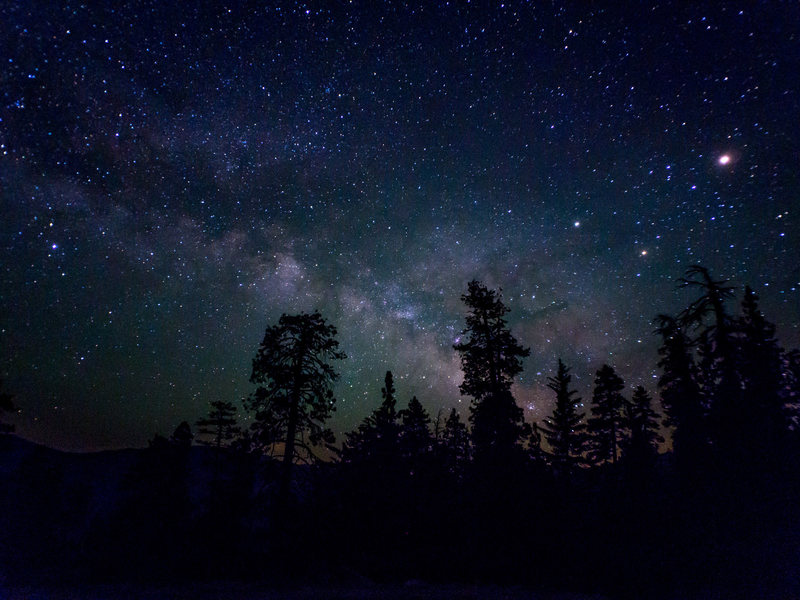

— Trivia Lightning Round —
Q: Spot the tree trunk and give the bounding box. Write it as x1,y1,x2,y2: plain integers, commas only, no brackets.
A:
280,386,300,513
482,314,499,401
611,417,617,465
278,342,305,515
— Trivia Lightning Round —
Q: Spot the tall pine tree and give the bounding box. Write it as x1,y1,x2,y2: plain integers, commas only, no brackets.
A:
655,314,705,465
399,396,433,461
540,359,587,473
622,386,663,466
438,408,470,478
454,280,529,461
245,311,345,508
341,370,401,464
677,265,740,447
737,286,786,436
587,364,627,466
196,400,241,449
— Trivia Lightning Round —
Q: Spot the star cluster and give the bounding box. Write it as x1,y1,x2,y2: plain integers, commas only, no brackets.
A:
1,2,798,450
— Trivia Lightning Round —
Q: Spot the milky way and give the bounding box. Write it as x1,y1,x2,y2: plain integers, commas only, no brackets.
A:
2,2,798,450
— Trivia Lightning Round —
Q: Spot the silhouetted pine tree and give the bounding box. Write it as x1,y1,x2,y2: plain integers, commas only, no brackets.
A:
622,386,663,466
0,381,15,434
400,396,433,461
339,375,429,580
438,407,470,478
655,314,705,465
587,364,627,466
399,395,435,551
341,370,401,464
677,266,741,448
694,328,717,416
378,370,399,431
433,408,445,438
540,359,587,473
737,286,787,437
196,400,241,449
454,280,529,462
245,311,345,509
194,401,248,572
527,422,547,468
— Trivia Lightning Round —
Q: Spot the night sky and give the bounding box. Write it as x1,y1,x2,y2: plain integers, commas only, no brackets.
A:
2,2,799,451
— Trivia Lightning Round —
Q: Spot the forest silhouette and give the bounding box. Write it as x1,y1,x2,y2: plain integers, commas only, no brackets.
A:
1,265,799,597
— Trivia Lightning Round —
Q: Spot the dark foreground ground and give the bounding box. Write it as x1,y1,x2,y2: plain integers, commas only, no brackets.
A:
2,437,799,600
2,583,606,600
3,582,798,600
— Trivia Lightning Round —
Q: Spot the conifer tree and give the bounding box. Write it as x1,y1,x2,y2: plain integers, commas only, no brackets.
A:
737,286,786,434
678,266,737,344
439,408,470,477
454,280,530,460
196,400,241,449
245,311,345,507
623,386,663,465
655,314,705,463
527,422,547,468
694,328,717,415
540,359,586,472
342,370,401,463
400,395,433,460
587,364,627,466
433,408,445,441
376,370,399,437
677,265,741,444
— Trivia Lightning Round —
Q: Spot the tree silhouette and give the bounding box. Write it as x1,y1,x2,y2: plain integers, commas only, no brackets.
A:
170,420,194,447
378,370,399,429
399,395,432,461
454,280,530,460
338,373,422,579
0,381,15,434
677,266,737,335
622,386,663,466
677,265,741,446
655,314,705,465
540,359,587,473
438,407,470,478
587,364,627,466
245,311,345,507
341,370,401,464
527,422,547,468
737,286,787,437
196,400,241,450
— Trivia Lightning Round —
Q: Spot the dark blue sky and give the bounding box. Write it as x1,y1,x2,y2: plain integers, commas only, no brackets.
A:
2,1,798,450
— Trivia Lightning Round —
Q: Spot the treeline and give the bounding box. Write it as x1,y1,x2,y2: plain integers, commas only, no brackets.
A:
3,265,800,595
